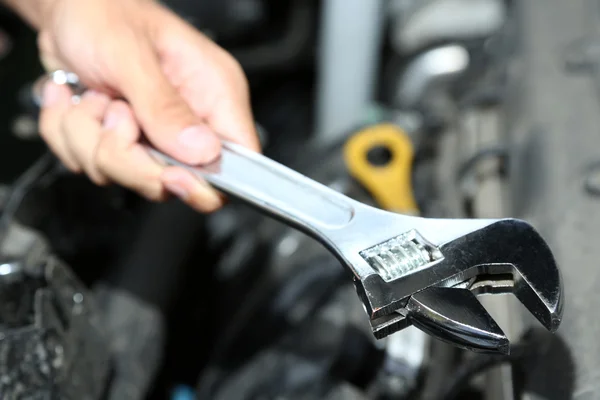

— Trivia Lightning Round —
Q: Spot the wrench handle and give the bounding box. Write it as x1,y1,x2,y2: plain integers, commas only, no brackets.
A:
148,142,357,234
33,71,357,236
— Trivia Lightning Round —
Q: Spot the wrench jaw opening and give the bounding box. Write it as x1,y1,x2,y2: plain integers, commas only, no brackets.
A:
448,219,564,333
466,264,563,334
355,219,564,355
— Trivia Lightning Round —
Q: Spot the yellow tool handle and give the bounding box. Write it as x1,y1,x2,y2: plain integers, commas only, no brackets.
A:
343,124,418,214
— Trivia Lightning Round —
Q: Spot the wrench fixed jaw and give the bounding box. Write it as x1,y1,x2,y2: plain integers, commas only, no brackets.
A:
446,219,564,333
461,264,563,333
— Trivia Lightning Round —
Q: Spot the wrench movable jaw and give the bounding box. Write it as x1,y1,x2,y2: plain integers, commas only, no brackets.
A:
405,287,510,354
354,273,407,319
367,285,510,354
369,312,411,340
353,262,469,320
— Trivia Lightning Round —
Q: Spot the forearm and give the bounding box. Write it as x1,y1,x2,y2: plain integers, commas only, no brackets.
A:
2,0,53,29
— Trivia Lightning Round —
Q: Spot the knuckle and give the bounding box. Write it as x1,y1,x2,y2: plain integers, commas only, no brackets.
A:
62,160,83,174
89,173,109,187
70,99,87,114
83,162,108,186
38,124,52,142
153,92,192,123
220,50,243,73
145,192,163,203
221,54,249,92
38,115,58,142
193,195,224,214
109,100,130,117
94,140,113,173
200,202,222,214
142,186,166,202
82,92,111,114
60,108,80,135
37,31,55,55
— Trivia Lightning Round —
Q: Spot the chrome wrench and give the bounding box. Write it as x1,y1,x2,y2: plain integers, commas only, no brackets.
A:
32,71,564,354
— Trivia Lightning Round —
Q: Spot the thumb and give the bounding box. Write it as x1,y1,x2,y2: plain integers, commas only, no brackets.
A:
38,31,64,72
114,42,221,165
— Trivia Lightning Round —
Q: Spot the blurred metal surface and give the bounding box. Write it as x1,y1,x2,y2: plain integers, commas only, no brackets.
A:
94,285,165,400
459,105,521,400
230,0,314,72
210,288,379,400
501,0,597,397
395,45,470,109
0,220,168,400
160,0,266,41
0,225,112,400
315,0,387,144
390,0,506,54
0,152,168,399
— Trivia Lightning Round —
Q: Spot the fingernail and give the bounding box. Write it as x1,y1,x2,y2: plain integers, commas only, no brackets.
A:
82,90,110,108
103,109,121,130
177,125,221,163
82,90,101,100
164,182,189,200
42,82,61,107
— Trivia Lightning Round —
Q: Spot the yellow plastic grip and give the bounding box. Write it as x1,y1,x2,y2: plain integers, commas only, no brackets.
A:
343,124,418,214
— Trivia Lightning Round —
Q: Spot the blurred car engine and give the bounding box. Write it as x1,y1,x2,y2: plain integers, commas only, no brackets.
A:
0,0,585,399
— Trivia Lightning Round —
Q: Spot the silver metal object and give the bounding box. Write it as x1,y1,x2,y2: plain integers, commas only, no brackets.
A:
389,0,506,54
0,259,24,285
32,70,84,106
395,44,470,109
32,71,564,354
315,0,386,144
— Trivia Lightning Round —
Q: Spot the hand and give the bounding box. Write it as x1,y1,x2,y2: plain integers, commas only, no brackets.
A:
37,0,260,212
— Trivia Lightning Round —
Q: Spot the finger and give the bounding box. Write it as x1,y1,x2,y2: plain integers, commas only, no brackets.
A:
37,31,64,72
209,93,260,153
113,39,221,165
204,58,260,152
161,166,225,213
95,101,168,201
62,90,111,185
39,81,81,172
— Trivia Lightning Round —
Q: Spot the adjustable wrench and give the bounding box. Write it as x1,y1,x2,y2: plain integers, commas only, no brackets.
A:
32,71,564,354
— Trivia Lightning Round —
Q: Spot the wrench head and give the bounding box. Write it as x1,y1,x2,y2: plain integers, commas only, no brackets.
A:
353,219,563,354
